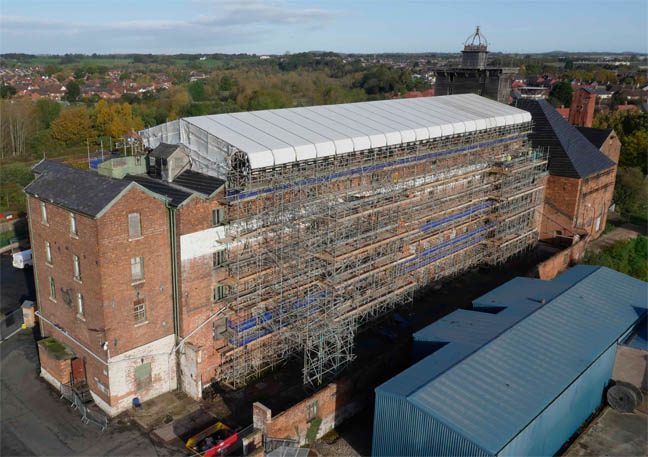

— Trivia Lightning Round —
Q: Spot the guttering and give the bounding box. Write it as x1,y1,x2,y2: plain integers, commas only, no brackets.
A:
168,207,180,340
26,196,44,336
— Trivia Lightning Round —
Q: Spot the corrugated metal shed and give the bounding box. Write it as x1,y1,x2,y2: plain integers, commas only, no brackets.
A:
140,94,532,172
373,265,647,457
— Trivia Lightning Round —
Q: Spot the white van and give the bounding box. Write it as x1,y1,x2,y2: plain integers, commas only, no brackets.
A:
12,249,32,269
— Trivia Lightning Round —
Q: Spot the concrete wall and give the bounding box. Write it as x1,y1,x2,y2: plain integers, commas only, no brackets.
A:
613,345,648,391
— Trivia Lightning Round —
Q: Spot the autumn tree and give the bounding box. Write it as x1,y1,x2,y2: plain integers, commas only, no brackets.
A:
50,106,95,144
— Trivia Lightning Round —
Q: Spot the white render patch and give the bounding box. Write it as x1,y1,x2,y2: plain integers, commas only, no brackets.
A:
180,226,226,261
106,333,177,416
139,94,532,173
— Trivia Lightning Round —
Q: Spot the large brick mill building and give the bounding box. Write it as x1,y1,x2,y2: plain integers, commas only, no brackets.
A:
515,99,619,240
27,94,549,415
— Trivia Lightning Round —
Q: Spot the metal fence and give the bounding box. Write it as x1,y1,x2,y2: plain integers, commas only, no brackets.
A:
0,308,24,341
264,437,299,454
60,383,108,431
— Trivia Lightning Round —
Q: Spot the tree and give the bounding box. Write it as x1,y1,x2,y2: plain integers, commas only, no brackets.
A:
188,81,206,101
34,99,62,129
44,64,60,77
564,59,574,70
65,81,81,102
219,75,233,91
119,72,132,81
0,100,37,158
0,84,16,99
50,106,95,144
613,167,648,217
549,81,573,107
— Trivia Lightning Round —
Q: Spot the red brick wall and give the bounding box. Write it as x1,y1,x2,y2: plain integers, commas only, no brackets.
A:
174,192,228,388
536,236,589,280
38,342,72,385
574,169,616,240
569,89,596,127
540,175,581,237
97,186,174,356
599,132,621,164
28,195,104,353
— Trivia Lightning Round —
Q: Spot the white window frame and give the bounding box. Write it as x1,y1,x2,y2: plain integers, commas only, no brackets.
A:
70,212,77,236
131,256,144,282
133,301,147,324
45,241,52,264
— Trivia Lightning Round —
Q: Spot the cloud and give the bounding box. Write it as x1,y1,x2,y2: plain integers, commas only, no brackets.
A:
0,2,347,53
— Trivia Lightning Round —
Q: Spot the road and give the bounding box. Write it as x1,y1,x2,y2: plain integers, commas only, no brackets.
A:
0,330,181,456
0,253,180,456
0,253,35,315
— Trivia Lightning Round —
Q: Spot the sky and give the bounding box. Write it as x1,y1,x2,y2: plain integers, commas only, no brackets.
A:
1,0,647,55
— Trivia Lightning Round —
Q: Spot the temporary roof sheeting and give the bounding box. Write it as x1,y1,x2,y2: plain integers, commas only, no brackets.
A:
140,94,532,174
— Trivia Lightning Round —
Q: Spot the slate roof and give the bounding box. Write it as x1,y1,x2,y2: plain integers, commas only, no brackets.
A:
515,99,616,178
149,142,183,159
25,160,131,218
582,87,609,95
123,174,192,207
172,169,225,196
576,127,613,150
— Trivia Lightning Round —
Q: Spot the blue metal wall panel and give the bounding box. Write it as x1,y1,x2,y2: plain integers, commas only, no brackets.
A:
498,344,617,457
373,266,647,456
373,392,492,457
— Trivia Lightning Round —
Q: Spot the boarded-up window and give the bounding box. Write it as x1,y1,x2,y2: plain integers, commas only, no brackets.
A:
306,400,319,422
131,256,144,281
45,241,52,264
73,255,81,281
70,212,77,235
135,362,152,390
49,277,56,300
128,213,141,239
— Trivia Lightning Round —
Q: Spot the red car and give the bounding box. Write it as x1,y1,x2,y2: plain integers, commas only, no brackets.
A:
186,422,238,457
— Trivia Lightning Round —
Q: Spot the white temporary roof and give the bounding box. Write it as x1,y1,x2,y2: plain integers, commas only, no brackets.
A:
140,94,532,171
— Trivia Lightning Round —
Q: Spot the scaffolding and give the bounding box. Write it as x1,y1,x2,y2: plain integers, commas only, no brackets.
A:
217,123,547,389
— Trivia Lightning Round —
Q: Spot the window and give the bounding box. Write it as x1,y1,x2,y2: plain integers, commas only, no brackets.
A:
213,285,227,302
595,216,602,232
73,255,81,281
49,277,56,300
131,256,144,281
306,400,319,422
41,201,48,224
77,293,84,317
213,250,226,268
128,213,141,239
133,300,146,324
212,208,224,226
70,212,77,236
45,241,52,264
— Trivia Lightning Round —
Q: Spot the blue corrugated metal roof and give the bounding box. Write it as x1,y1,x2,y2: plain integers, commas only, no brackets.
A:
376,265,647,455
